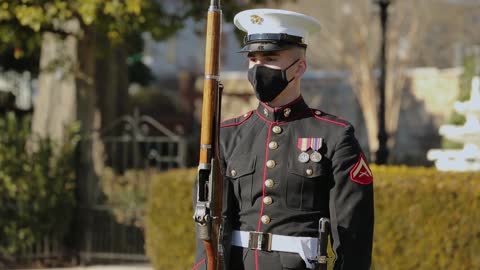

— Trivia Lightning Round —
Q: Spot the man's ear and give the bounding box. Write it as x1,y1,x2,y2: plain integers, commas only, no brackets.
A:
295,59,307,78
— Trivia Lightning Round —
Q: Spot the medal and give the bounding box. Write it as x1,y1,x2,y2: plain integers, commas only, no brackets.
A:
310,151,322,162
310,138,323,163
297,138,312,163
298,152,310,163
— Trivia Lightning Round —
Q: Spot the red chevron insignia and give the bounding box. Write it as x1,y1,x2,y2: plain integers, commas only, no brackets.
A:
350,153,373,185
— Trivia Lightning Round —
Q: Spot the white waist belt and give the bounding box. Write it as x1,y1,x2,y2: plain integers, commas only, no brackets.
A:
231,230,318,269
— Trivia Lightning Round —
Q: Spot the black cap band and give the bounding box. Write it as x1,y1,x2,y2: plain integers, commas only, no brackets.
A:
244,33,306,47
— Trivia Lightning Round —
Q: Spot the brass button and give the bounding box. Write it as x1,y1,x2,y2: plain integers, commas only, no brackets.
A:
263,196,273,205
243,113,249,117
265,179,274,188
284,108,291,117
266,160,276,168
263,108,269,116
315,110,322,116
268,141,278,150
306,169,313,176
272,126,282,134
231,169,237,177
261,215,271,224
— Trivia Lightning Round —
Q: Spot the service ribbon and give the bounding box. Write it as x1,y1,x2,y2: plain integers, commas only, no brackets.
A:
297,138,311,151
311,138,323,151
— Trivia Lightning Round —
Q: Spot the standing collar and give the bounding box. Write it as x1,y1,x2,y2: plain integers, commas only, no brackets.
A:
256,96,309,123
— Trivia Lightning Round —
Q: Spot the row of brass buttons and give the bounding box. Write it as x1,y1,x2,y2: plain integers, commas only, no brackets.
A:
262,178,274,224
261,125,284,225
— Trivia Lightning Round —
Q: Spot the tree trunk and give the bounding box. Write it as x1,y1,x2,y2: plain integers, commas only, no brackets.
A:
74,25,104,264
351,66,379,159
96,35,129,132
75,25,102,205
31,32,77,141
94,36,130,175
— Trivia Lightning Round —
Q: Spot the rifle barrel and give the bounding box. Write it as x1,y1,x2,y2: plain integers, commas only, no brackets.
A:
210,0,220,8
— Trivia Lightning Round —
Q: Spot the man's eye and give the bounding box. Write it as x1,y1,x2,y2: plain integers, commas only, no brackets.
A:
265,57,274,62
249,58,257,62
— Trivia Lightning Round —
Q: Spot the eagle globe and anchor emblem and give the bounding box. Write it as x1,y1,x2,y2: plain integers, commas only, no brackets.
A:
250,15,264,25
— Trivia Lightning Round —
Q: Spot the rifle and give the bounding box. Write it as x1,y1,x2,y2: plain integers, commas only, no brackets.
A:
315,218,331,270
193,1,224,270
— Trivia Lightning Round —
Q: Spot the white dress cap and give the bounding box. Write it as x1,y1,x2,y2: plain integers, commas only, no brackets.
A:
233,9,321,52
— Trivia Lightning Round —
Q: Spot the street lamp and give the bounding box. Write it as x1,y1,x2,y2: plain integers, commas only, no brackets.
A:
373,0,391,164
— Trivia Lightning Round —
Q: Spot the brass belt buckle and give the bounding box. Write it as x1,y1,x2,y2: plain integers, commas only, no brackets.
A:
248,231,272,251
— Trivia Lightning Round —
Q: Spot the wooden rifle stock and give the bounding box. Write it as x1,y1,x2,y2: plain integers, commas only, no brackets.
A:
193,1,224,270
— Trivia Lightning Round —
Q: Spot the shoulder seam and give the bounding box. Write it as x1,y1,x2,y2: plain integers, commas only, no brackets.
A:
221,111,253,128
310,109,349,128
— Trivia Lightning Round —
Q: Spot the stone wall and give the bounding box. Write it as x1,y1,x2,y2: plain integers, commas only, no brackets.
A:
394,68,462,164
406,67,463,125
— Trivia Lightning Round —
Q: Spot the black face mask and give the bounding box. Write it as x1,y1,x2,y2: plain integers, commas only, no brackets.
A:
247,59,300,103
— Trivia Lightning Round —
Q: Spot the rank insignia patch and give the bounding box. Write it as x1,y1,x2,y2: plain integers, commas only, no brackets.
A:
350,153,373,185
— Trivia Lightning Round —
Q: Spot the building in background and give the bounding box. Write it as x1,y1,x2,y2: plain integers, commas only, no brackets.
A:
0,70,35,113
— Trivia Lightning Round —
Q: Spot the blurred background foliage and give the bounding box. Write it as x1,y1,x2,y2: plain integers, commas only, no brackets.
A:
0,0,285,50
0,0,286,81
0,112,79,258
99,168,151,228
0,0,287,146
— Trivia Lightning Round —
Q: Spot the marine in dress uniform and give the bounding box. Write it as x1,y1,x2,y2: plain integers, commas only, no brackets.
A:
193,9,374,270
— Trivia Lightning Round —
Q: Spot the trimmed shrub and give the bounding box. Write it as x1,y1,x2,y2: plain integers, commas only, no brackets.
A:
145,166,480,270
145,169,197,270
372,166,480,270
0,113,79,258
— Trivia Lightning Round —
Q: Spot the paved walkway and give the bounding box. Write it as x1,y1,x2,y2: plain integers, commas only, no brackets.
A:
18,265,153,270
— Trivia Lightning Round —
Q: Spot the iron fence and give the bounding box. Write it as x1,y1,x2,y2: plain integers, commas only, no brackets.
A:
76,110,187,264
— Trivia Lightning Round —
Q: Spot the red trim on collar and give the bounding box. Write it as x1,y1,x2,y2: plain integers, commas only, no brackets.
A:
310,109,348,127
192,258,206,270
256,108,309,124
261,95,304,112
220,111,253,128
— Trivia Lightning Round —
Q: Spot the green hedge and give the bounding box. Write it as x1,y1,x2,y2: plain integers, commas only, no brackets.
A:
145,169,196,270
0,113,79,258
372,166,480,270
145,166,480,270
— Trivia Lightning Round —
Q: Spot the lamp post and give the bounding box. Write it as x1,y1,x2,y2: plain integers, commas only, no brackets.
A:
374,0,391,164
